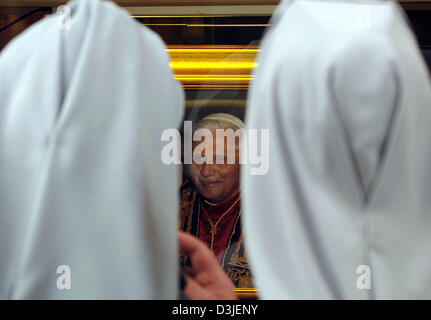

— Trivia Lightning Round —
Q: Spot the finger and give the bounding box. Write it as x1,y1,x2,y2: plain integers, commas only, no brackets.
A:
183,266,195,279
178,231,208,257
183,275,215,300
179,232,220,274
185,275,237,300
179,232,238,300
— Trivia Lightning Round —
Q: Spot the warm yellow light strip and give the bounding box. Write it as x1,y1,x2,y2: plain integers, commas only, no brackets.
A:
175,76,253,82
167,48,260,54
183,85,249,90
167,45,259,90
235,288,259,299
170,62,258,69
167,44,260,49
235,288,259,292
174,74,255,78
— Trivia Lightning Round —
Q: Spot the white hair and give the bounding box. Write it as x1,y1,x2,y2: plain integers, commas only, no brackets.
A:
193,113,245,132
193,113,246,152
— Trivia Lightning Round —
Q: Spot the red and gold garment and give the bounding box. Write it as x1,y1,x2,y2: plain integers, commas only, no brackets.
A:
179,179,253,288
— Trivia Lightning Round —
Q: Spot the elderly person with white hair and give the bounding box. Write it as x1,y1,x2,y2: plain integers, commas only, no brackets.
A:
179,113,253,288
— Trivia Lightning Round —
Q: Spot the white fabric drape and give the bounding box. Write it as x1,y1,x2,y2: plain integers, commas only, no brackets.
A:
243,0,431,299
0,0,184,299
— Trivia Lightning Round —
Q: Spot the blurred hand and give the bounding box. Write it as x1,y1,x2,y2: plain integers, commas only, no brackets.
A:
179,231,237,300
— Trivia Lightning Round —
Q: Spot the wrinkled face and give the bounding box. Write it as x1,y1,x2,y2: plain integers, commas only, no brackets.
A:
189,130,240,203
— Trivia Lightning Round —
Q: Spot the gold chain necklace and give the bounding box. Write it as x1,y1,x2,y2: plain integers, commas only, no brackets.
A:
200,196,241,251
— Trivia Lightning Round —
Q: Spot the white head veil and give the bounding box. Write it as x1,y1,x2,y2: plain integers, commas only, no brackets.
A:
0,0,184,298
243,0,431,299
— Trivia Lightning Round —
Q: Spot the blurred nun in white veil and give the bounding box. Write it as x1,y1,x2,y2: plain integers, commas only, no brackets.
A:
0,0,184,298
242,0,431,299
